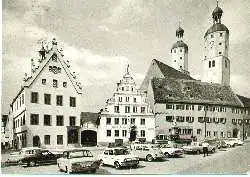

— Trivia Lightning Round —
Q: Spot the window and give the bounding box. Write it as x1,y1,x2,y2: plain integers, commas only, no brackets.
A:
42,79,46,85
122,87,124,91
106,118,111,125
53,79,58,88
57,135,63,145
227,131,231,138
107,130,111,137
56,95,63,106
56,115,64,126
19,97,21,107
197,129,202,135
44,115,51,126
140,118,145,125
119,97,122,102
219,42,222,45
30,114,39,125
166,104,173,109
211,34,214,38
70,97,76,107
69,116,76,126
180,49,182,52
131,118,135,124
44,94,51,105
23,115,25,125
125,97,129,102
212,60,215,67
220,33,223,37
209,61,211,68
225,60,227,68
133,98,136,102
214,131,218,137
44,135,50,145
122,118,127,125
122,130,127,137
31,92,38,103
22,94,24,104
141,107,145,113
125,106,130,113
198,105,202,111
180,57,182,59
174,49,176,53
133,106,137,113
206,131,211,137
221,132,224,138
166,116,174,122
114,106,119,113
115,130,119,137
219,51,222,54
63,82,67,88
115,118,119,125
141,130,145,137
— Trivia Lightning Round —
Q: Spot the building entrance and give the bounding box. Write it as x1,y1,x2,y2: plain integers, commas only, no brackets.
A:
33,136,41,147
233,128,239,138
81,130,97,146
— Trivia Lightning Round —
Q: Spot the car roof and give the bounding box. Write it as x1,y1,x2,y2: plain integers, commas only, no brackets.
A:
63,149,89,152
104,147,127,150
21,147,42,150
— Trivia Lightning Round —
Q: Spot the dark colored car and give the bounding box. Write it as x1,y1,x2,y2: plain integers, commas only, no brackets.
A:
20,149,61,167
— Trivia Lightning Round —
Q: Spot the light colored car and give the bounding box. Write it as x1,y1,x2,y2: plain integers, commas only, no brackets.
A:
224,139,237,147
182,142,203,154
228,138,244,146
57,149,101,174
98,147,139,169
131,144,165,161
156,144,184,157
6,147,42,165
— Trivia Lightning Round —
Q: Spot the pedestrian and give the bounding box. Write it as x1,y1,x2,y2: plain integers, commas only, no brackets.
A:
202,142,209,157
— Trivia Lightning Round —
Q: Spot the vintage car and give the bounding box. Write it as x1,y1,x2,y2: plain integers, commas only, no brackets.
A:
57,149,101,174
156,144,184,157
228,138,244,146
182,142,203,154
6,147,42,165
130,144,165,161
20,149,60,167
224,139,237,147
98,147,139,169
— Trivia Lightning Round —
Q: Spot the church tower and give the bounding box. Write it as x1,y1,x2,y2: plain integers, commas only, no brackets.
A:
202,1,230,85
171,25,189,75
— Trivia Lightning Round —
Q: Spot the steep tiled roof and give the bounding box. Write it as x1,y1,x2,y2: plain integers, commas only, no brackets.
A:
237,95,250,108
153,59,194,80
80,112,99,124
151,78,243,107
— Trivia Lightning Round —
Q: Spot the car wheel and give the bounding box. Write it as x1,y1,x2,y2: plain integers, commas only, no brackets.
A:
228,144,231,148
196,150,200,155
114,161,121,169
99,159,104,166
65,166,71,174
211,148,215,153
146,154,153,162
164,152,170,158
28,161,36,167
57,164,63,172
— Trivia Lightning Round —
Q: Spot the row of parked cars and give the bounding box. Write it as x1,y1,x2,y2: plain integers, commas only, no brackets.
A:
4,138,244,174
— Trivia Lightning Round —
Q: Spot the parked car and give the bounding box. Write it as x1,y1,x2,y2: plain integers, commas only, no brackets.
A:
182,142,203,154
156,144,184,157
228,138,244,146
201,141,217,153
130,144,165,161
98,147,139,169
224,139,237,147
57,149,101,174
20,149,60,167
6,147,42,165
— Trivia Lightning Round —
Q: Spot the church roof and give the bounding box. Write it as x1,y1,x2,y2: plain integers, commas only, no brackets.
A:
204,23,229,38
237,95,250,108
151,78,243,107
171,40,188,51
154,59,194,80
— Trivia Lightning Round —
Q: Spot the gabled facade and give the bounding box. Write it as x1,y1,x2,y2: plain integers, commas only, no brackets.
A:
9,39,83,149
98,66,155,145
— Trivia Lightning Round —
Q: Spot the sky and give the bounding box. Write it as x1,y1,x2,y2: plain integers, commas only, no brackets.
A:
2,0,250,114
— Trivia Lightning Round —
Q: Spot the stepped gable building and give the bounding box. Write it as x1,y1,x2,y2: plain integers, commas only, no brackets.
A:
98,65,155,145
140,3,250,141
9,38,83,149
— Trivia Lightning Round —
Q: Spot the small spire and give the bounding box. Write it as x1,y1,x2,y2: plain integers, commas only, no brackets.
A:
216,0,219,7
126,64,130,74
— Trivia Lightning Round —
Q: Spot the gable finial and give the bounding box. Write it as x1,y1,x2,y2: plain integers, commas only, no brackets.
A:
126,64,130,74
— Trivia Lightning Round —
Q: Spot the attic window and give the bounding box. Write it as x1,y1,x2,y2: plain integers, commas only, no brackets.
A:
180,57,182,59
42,79,46,85
52,54,57,62
63,82,67,88
211,34,214,38
219,52,222,54
220,33,223,37
219,42,222,45
180,49,182,52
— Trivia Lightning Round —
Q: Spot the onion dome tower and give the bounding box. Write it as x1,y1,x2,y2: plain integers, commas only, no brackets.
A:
202,1,230,85
171,25,189,75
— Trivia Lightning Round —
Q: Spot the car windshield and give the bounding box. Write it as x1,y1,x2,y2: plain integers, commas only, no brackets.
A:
114,149,129,155
68,150,93,158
